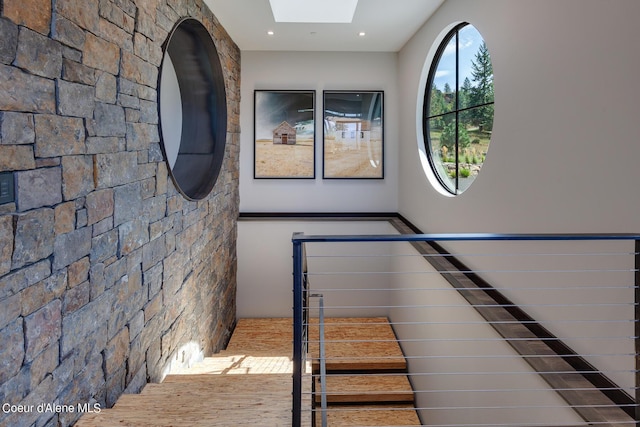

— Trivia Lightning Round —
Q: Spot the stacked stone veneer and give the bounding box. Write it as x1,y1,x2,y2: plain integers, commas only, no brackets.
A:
0,0,240,425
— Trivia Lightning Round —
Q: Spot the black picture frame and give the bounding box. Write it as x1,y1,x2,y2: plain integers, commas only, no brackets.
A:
254,90,316,179
322,90,384,179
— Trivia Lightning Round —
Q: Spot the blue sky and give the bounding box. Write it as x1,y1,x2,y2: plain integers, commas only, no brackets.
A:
433,25,487,92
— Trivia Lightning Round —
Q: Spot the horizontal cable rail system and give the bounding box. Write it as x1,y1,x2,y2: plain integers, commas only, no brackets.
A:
292,233,640,427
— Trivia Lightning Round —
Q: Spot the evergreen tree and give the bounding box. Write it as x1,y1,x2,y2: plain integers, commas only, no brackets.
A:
468,42,494,130
442,82,455,111
428,84,446,130
440,121,470,154
459,77,472,109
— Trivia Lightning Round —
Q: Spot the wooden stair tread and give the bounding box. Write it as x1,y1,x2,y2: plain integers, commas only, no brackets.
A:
76,404,292,427
134,374,291,398
314,374,414,403
314,404,421,426
225,317,293,354
167,353,294,376
75,408,213,427
309,317,407,372
77,375,298,426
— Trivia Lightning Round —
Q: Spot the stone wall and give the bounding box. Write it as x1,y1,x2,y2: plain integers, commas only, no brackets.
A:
0,0,240,425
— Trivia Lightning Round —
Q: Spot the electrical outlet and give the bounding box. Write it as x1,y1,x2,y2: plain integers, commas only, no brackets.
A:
0,172,14,205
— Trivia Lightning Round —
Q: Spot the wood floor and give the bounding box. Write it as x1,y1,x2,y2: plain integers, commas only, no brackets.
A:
75,317,420,426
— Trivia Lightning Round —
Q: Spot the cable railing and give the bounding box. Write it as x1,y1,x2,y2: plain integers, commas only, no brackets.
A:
292,232,640,427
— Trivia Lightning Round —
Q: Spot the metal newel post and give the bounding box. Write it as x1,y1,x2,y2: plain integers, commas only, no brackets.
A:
292,235,303,427
635,240,640,427
318,295,328,427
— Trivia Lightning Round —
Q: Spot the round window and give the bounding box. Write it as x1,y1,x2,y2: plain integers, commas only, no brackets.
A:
159,18,227,200
423,23,493,195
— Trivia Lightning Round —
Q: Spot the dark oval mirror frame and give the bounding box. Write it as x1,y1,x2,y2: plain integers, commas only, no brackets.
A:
158,18,227,200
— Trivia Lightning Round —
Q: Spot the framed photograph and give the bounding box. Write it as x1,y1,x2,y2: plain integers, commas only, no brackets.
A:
254,90,316,179
323,90,384,179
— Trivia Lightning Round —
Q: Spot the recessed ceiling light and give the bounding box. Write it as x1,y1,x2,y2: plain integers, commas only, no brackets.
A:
359,32,366,37
269,0,358,23
267,31,275,36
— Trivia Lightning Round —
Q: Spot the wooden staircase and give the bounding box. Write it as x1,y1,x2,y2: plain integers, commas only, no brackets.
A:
75,318,305,427
309,317,421,426
75,317,420,426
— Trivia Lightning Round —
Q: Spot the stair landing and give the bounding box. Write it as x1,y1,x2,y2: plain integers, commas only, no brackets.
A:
75,318,307,427
75,318,420,426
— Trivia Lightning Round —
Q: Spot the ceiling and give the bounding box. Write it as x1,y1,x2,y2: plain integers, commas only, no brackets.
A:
203,0,445,52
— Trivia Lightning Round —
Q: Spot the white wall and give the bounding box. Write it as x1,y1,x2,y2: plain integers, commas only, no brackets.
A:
236,220,398,318
240,51,399,212
396,0,640,393
159,53,181,168
389,241,586,426
398,0,640,234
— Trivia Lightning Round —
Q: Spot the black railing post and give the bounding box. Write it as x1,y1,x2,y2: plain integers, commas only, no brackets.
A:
635,239,640,427
292,234,304,427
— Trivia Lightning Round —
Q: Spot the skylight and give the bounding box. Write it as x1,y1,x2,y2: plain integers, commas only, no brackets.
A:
269,0,358,23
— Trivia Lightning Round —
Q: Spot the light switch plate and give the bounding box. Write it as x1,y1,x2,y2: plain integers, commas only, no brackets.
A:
0,172,14,205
